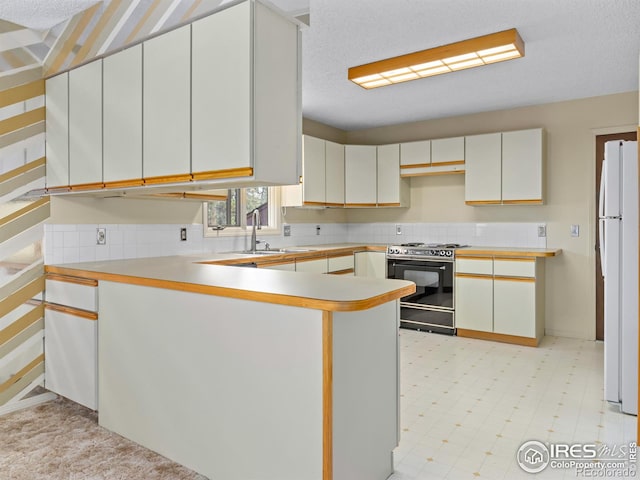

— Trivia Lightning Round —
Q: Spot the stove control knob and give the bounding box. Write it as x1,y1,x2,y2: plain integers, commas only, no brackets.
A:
402,249,408,254
446,250,453,257
439,250,446,256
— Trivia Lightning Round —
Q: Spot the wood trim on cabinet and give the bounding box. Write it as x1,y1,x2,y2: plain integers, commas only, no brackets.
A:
456,255,493,261
192,167,254,181
465,200,501,205
493,257,535,263
45,302,98,320
493,275,535,283
0,304,43,347
322,310,333,480
143,174,193,185
0,157,45,184
454,273,493,280
400,163,432,169
149,192,228,201
323,202,344,207
402,170,465,177
103,179,145,189
456,249,560,258
456,328,538,347
344,203,377,208
327,268,354,275
70,182,105,191
377,202,401,207
502,199,544,205
429,160,465,167
45,186,71,194
302,201,327,207
46,273,98,287
44,265,416,313
295,255,328,263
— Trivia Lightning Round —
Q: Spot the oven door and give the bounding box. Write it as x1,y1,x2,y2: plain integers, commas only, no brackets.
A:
387,258,455,334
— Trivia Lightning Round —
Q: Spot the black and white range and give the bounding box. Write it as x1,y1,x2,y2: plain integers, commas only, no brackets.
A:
386,243,465,334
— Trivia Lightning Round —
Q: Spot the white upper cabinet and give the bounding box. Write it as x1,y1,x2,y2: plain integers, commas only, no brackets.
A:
464,132,502,204
192,3,250,175
345,145,377,206
400,137,464,177
400,140,430,167
45,73,69,188
103,45,142,185
143,26,191,181
465,128,544,205
302,135,326,204
501,128,544,204
377,143,409,207
69,60,102,187
324,140,345,206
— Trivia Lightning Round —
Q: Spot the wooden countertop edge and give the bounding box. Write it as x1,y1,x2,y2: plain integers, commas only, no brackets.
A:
45,266,416,312
455,248,561,258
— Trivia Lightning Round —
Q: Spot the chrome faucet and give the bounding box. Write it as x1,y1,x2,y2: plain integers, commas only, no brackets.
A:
250,208,261,252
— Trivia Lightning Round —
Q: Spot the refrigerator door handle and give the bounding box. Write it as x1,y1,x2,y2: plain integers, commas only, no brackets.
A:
599,218,606,277
598,162,606,219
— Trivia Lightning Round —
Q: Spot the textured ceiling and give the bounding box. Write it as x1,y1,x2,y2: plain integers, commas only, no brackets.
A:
0,0,637,132
302,0,640,130
0,0,100,30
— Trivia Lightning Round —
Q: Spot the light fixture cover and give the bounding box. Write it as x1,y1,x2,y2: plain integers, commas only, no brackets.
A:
349,28,525,89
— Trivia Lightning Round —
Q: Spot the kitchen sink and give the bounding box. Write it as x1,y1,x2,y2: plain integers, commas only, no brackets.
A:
233,248,316,255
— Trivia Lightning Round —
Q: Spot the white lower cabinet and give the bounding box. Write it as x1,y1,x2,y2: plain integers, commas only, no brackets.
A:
295,257,328,273
327,254,354,274
455,256,544,345
45,277,98,409
45,308,97,409
455,275,493,332
354,251,386,279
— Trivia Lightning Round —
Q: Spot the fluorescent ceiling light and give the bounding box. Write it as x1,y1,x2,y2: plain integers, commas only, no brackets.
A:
348,28,525,89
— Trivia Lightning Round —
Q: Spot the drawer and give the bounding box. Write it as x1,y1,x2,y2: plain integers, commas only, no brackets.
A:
327,255,354,272
493,258,536,278
46,277,98,312
455,257,493,275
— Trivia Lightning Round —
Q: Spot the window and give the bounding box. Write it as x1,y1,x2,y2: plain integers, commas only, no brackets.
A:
204,186,280,236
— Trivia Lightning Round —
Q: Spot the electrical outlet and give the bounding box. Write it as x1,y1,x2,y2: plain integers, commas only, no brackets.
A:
396,224,402,235
180,227,187,241
96,228,106,245
537,225,546,238
571,224,580,237
283,224,291,237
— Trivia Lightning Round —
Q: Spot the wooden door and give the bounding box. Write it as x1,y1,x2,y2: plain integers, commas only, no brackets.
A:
596,131,637,340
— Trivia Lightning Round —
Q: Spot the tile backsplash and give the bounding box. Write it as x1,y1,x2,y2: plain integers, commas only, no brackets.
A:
44,222,546,264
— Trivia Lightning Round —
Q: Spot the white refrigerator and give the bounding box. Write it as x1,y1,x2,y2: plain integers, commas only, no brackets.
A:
599,140,638,415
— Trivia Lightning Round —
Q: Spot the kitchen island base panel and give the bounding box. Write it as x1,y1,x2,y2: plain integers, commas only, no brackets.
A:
98,281,323,480
333,302,399,480
97,280,401,480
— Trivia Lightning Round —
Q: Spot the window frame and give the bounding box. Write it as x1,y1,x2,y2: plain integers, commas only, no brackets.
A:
203,186,281,237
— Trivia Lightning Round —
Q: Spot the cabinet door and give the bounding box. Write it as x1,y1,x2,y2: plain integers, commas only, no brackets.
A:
431,137,464,164
502,128,543,203
143,26,191,180
377,144,400,206
354,251,386,278
45,73,69,188
455,275,493,332
400,140,430,167
192,3,250,174
325,140,345,206
103,45,142,184
69,60,102,186
464,133,501,204
45,309,97,409
302,135,325,204
493,278,536,337
295,258,328,273
345,145,377,206
327,255,354,273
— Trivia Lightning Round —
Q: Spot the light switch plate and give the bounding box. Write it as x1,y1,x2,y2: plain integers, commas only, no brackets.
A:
537,225,546,237
96,228,106,245
283,224,291,237
571,224,580,237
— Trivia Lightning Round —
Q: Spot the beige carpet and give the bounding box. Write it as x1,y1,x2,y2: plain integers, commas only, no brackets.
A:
0,394,208,480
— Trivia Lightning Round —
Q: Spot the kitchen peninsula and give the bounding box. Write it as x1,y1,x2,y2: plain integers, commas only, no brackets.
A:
45,254,415,480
